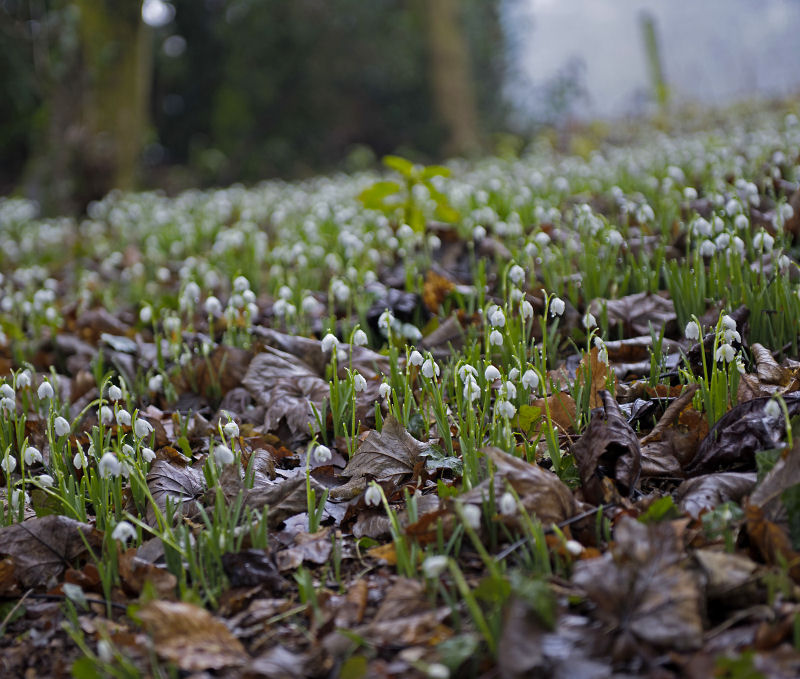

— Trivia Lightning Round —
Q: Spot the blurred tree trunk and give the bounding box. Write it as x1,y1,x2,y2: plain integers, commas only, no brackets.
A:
26,1,151,214
423,0,480,156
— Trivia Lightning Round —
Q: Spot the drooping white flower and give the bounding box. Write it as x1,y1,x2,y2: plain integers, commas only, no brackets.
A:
422,555,449,579
313,444,332,464
377,309,394,334
204,296,222,315
463,376,481,402
139,305,153,323
232,275,250,292
37,474,55,487
148,374,163,392
108,384,122,401
353,372,367,392
685,320,701,341
141,447,156,463
0,383,14,400
10,489,28,513
508,367,520,381
504,381,517,400
16,371,31,389
499,491,517,516
223,420,239,439
365,483,382,507
0,397,14,414
116,409,132,427
409,350,424,366
54,416,70,437
111,520,137,544
565,539,583,556
134,418,154,439
100,405,114,425
37,381,54,400
213,444,234,465
495,400,516,419
508,264,525,285
715,343,736,363
490,308,506,328
520,300,533,320
379,382,392,399
723,328,741,344
699,239,716,257
73,451,84,470
23,446,42,466
764,399,782,419
484,365,501,382
753,230,774,251
352,329,368,346
321,333,339,353
489,329,503,346
458,364,478,381
1,454,17,474
421,358,439,379
521,369,539,391
461,503,481,530
550,297,565,317
98,453,122,478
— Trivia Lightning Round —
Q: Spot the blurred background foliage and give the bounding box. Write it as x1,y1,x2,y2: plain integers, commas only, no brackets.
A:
0,0,512,214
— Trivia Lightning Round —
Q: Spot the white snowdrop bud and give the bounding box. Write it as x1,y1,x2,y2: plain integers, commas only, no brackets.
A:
499,491,517,516
111,520,137,544
139,305,153,323
521,369,539,391
489,330,503,346
461,503,481,530
365,484,382,507
550,297,565,317
484,365,501,382
685,320,700,341
0,384,14,400
421,358,439,379
100,405,114,425
54,416,70,437
508,264,525,284
521,300,533,319
422,555,449,579
148,374,163,392
353,372,367,392
508,367,520,381
321,333,338,353
753,230,774,251
505,381,517,400
409,350,424,366
37,381,54,400
352,329,368,346
141,447,156,463
16,371,31,389
379,382,392,399
134,418,154,439
37,474,55,488
98,453,122,478
213,444,234,465
565,539,583,556
232,275,250,292
73,452,84,470
1,454,17,474
223,421,239,438
115,409,132,427
108,385,122,401
582,312,597,330
495,400,516,418
204,296,222,315
490,308,506,328
313,444,332,464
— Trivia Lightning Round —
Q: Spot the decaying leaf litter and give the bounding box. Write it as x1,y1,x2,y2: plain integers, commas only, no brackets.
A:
3,108,800,677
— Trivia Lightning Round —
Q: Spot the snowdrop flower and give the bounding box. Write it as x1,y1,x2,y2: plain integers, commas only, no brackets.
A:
122,443,135,457
699,239,716,257
409,350,424,366
723,328,741,344
402,323,422,342
508,264,525,285
521,369,539,391
550,297,565,317
582,312,597,330
100,405,114,425
352,372,367,392
495,400,516,419
461,503,481,530
734,214,749,230
490,307,506,328
148,374,163,392
691,217,712,237
715,232,731,251
352,329,368,346
223,420,239,438
731,235,745,255
684,187,698,200
473,225,487,240
504,381,517,400
508,367,520,381
54,416,70,437
521,300,533,320
313,444,332,464
134,418,154,439
377,309,394,334
594,337,609,365
0,384,14,400
715,343,736,363
37,381,54,400
764,398,782,419
16,371,31,389
421,358,439,379
510,287,524,303
753,230,774,251
139,305,153,323
721,315,736,331
233,275,250,292
0,397,14,414
422,555,449,579
23,446,42,466
10,489,28,513
141,447,156,463
213,444,234,465
499,491,517,516
98,453,122,478
565,540,583,556
108,384,122,401
379,382,392,400
1,453,17,474
321,333,339,353
37,474,55,488
458,364,478,381
204,296,222,315
484,365,501,382
489,330,503,346
685,320,701,341
116,409,132,427
463,376,481,402
301,294,321,314
111,521,137,544
72,451,84,470
365,483,382,507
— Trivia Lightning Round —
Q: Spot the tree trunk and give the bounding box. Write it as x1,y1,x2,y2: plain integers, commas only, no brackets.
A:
424,0,480,157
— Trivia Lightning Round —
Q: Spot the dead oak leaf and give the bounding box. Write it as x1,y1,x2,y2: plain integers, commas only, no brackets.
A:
137,600,247,672
145,460,205,527
0,515,102,588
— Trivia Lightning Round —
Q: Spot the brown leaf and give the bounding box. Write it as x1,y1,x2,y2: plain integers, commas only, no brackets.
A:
745,504,800,580
221,549,284,591
137,600,247,671
675,472,756,518
118,549,177,598
571,390,641,504
749,437,800,529
145,460,205,526
243,473,327,527
752,343,788,385
331,415,427,499
461,447,576,526
577,346,616,408
0,515,102,588
531,392,577,433
588,291,676,337
275,529,333,571
572,517,703,655
422,269,457,313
